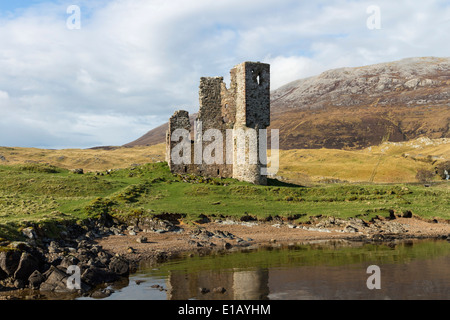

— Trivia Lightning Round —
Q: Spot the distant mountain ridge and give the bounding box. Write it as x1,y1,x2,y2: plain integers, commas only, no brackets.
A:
125,57,450,149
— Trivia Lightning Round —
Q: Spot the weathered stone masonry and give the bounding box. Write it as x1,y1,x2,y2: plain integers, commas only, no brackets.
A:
166,61,270,185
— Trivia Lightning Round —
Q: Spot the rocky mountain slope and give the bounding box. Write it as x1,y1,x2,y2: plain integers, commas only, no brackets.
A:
126,57,450,149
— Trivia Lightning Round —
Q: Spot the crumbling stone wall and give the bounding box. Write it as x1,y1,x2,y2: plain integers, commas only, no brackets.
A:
166,110,192,174
196,76,233,178
166,61,270,185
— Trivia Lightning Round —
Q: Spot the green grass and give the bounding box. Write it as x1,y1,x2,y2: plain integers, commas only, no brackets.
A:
0,162,449,240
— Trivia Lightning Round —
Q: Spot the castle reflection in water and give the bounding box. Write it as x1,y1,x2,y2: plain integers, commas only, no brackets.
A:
166,268,270,300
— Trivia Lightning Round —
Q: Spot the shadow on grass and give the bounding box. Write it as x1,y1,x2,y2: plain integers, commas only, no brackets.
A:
0,223,23,241
267,178,306,188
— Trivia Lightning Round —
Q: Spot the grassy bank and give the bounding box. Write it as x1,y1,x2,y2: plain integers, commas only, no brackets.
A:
0,161,448,241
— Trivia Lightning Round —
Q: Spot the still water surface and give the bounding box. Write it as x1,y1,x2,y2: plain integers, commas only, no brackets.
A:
96,239,450,300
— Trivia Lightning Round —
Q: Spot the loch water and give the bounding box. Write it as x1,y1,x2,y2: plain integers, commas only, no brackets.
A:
89,239,450,300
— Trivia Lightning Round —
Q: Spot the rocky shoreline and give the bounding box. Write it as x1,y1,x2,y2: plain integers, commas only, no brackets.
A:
1,213,449,300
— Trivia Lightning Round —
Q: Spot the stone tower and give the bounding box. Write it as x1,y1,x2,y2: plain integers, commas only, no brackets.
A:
231,62,270,185
166,61,271,185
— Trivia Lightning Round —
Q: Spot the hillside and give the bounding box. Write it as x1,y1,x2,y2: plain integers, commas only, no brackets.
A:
126,57,450,149
277,137,450,184
1,137,448,184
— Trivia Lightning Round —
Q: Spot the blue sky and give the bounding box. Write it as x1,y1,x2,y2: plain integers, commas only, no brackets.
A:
0,0,42,11
0,0,449,148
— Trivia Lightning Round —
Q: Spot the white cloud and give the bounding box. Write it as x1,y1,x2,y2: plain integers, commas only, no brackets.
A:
266,56,324,90
0,0,449,148
0,90,9,100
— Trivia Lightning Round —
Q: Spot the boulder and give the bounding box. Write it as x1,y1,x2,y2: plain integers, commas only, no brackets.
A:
14,252,40,280
0,249,22,276
97,251,112,266
0,267,7,281
28,270,44,289
108,256,129,276
402,210,413,218
59,256,80,269
8,241,31,251
22,227,37,240
40,266,73,293
14,279,25,289
81,266,118,286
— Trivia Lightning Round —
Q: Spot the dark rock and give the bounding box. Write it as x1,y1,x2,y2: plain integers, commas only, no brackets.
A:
71,168,84,174
59,256,80,269
110,227,123,236
47,241,61,254
108,256,129,276
222,231,235,239
0,267,7,280
224,242,232,249
14,252,40,280
389,210,396,220
345,224,359,233
240,215,257,222
14,279,25,289
47,255,63,266
98,213,114,228
402,210,413,218
40,266,72,292
237,241,250,247
90,288,114,299
81,266,118,286
8,241,33,252
195,214,211,224
0,250,22,276
199,287,210,294
136,236,147,243
213,287,226,294
156,251,169,263
97,251,112,266
22,227,37,240
28,270,44,289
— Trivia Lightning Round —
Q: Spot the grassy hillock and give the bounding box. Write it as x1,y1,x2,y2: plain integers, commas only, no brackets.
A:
0,161,448,241
277,138,450,184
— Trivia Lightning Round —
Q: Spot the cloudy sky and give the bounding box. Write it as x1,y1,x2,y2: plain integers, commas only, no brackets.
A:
0,0,449,149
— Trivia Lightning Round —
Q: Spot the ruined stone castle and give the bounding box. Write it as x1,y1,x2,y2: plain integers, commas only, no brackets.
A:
166,61,270,185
